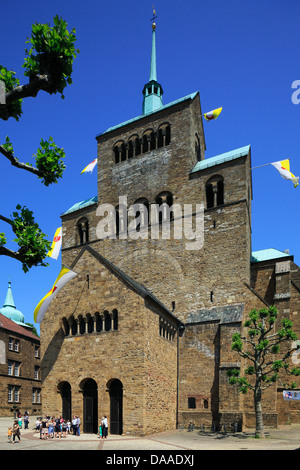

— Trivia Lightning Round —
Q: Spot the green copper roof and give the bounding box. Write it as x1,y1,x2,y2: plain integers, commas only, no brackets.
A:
251,248,291,263
191,145,251,173
97,91,198,138
0,281,26,326
62,196,98,216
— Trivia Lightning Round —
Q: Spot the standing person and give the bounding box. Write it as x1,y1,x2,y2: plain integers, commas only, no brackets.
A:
98,419,103,438
12,420,21,444
72,416,77,435
41,418,48,440
102,416,108,439
47,418,54,439
18,413,22,429
55,416,61,438
67,419,71,434
7,427,12,443
61,420,67,438
76,416,80,436
24,412,29,430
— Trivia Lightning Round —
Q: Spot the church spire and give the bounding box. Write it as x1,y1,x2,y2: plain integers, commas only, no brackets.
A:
142,8,163,115
149,21,157,82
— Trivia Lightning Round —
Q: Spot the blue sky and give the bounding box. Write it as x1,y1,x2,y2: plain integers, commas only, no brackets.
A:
0,0,299,331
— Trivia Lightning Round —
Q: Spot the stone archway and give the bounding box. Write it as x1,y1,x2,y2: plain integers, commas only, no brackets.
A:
82,378,98,434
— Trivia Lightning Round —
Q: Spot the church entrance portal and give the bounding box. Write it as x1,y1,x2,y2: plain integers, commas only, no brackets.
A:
83,379,98,433
60,382,72,422
109,379,123,435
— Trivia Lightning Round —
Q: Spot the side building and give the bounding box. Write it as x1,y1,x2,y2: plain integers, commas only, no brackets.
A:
0,282,41,417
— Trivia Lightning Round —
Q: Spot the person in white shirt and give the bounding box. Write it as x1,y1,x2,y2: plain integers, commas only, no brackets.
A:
102,416,108,438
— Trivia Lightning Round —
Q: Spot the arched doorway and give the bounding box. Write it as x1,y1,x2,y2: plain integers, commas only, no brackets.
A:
109,379,123,435
82,379,98,433
58,382,72,421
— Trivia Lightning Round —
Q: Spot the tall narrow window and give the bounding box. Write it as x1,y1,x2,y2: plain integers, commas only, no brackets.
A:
112,309,118,331
77,217,89,244
114,146,119,164
104,311,111,331
195,134,201,161
135,137,141,156
133,198,149,232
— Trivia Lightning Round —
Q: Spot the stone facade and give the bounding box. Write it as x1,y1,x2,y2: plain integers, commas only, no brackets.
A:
0,313,41,417
40,90,300,435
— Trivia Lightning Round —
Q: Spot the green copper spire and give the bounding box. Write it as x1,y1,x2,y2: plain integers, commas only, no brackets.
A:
142,18,163,115
0,281,26,325
149,24,157,82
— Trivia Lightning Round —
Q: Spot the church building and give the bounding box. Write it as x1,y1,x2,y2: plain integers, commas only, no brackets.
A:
40,19,300,435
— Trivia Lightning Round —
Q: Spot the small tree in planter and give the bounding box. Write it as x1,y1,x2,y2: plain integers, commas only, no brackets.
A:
227,306,300,438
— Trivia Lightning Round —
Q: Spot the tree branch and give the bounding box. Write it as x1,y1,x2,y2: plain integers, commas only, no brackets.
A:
0,245,23,262
0,213,14,228
6,75,53,102
0,144,42,177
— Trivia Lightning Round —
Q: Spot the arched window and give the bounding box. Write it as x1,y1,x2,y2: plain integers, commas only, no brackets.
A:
157,123,171,148
206,176,224,209
87,314,94,334
114,146,119,164
95,313,102,333
71,317,77,336
142,134,148,153
104,311,111,331
150,131,156,150
120,143,126,161
77,217,89,244
79,316,85,335
165,125,171,146
135,137,141,156
115,204,127,236
113,141,125,164
112,309,118,331
155,191,173,224
128,140,134,159
133,198,149,232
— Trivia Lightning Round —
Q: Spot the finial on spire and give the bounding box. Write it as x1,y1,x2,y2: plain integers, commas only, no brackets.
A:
151,4,157,29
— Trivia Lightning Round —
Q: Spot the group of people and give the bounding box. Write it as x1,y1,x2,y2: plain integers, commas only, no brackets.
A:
35,415,81,439
8,413,109,443
7,411,30,444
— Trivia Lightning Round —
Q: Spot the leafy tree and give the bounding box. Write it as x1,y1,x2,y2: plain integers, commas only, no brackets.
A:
25,322,39,337
0,16,79,272
227,306,300,438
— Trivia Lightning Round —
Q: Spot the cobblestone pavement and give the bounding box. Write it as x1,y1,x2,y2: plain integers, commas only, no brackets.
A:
0,416,299,451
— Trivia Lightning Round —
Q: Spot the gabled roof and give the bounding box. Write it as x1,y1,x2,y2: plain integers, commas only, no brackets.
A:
96,92,199,138
70,245,184,327
191,145,251,173
0,312,39,341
